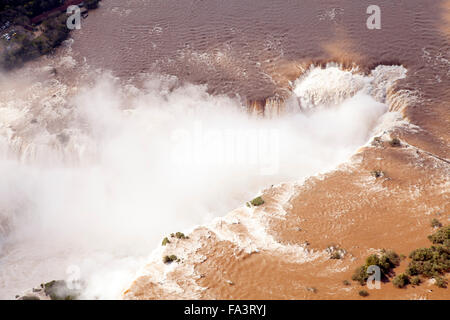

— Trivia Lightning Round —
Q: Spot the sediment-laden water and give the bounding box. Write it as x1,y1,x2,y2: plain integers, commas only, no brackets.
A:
0,0,448,299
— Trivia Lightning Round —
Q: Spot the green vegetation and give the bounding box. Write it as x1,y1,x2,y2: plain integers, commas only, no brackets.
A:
351,249,400,285
434,276,447,288
0,0,100,21
431,218,442,228
1,1,65,19
358,290,369,297
350,228,447,290
168,232,189,240
36,13,69,49
392,273,409,288
391,225,450,289
410,276,421,285
1,14,69,68
406,245,449,277
247,196,264,207
0,1,101,69
406,226,449,278
162,237,170,246
428,225,450,246
343,280,351,286
352,265,369,285
163,255,178,264
175,232,187,239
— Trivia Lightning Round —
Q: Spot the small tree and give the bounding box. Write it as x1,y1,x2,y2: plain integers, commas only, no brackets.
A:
392,273,409,288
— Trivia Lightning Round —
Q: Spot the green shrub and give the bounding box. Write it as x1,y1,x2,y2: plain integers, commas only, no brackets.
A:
392,273,409,288
163,255,178,264
411,276,421,285
382,249,401,267
434,276,447,288
408,247,434,261
175,232,187,239
343,280,351,286
358,290,369,297
162,237,170,246
406,245,449,277
366,250,399,274
428,225,449,245
352,250,400,285
352,265,368,285
249,196,264,206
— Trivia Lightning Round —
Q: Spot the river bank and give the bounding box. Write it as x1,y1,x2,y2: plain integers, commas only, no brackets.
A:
0,0,100,69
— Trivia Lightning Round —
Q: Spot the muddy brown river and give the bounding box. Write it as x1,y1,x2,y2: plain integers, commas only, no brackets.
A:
71,0,449,100
0,0,448,299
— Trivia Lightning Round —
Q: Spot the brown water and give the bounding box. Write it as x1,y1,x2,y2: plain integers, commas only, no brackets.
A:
1,0,449,300
71,0,449,99
71,0,449,159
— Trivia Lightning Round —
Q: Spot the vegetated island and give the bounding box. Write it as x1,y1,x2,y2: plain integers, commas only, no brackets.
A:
0,0,101,69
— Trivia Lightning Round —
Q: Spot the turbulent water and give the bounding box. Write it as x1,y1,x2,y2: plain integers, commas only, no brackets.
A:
0,0,448,299
70,0,449,101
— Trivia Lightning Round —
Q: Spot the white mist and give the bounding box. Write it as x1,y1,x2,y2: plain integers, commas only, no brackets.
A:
0,66,405,299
